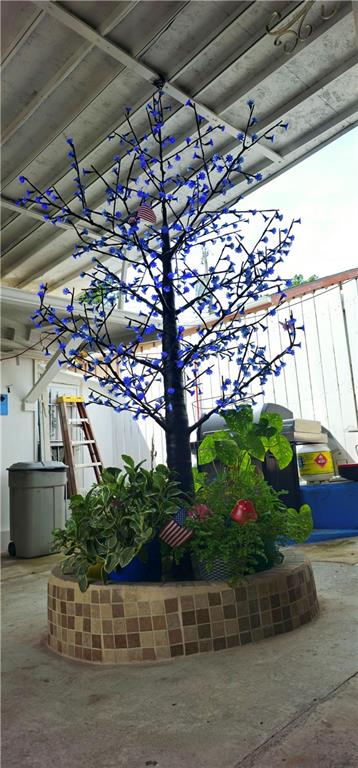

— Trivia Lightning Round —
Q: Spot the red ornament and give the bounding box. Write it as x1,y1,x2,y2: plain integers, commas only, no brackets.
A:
230,499,257,524
188,503,212,521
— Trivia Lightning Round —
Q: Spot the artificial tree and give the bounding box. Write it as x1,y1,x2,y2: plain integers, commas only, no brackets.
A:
18,91,301,499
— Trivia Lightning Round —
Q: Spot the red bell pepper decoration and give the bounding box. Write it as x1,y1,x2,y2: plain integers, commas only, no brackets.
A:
230,499,258,524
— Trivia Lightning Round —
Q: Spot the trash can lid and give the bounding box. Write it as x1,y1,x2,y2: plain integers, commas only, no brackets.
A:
7,461,67,471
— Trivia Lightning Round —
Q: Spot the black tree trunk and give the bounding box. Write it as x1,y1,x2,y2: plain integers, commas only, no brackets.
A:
161,236,194,501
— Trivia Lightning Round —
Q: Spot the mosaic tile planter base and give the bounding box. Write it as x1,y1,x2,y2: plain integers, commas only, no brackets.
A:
47,551,319,664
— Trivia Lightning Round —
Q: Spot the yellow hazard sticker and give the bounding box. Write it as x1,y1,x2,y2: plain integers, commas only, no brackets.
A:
298,451,334,474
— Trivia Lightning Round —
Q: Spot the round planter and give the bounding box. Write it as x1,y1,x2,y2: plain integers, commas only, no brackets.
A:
109,539,162,583
48,550,319,664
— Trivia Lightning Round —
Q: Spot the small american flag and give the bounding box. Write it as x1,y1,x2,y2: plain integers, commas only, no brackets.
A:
159,518,193,548
128,203,157,225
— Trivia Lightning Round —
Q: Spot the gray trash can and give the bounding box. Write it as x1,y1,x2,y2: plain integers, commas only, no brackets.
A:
7,461,67,558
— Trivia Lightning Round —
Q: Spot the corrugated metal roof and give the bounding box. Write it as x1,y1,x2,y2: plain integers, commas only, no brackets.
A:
1,0,357,298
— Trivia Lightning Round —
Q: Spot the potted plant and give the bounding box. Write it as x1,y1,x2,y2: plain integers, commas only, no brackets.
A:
173,407,313,583
52,455,184,591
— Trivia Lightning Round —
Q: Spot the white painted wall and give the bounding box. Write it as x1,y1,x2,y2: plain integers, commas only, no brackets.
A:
0,364,153,550
0,357,36,550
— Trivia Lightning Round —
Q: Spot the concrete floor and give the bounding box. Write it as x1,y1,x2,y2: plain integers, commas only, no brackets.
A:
2,541,358,768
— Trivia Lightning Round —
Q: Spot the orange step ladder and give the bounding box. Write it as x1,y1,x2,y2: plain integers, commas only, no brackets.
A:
57,396,103,496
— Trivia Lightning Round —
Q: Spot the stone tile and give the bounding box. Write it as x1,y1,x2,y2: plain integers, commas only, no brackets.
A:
227,634,239,648
182,610,196,626
212,621,225,638
170,644,184,658
199,639,213,653
111,589,124,603
250,613,261,630
164,598,178,613
210,605,224,622
126,617,139,633
112,603,124,618
225,619,238,636
155,646,171,660
128,649,142,662
238,616,250,632
208,592,221,606
99,589,111,604
184,642,199,655
92,649,103,662
143,648,156,661
194,593,209,609
151,600,165,615
91,619,102,634
139,616,152,632
196,608,210,624
138,601,151,615
100,605,112,619
198,624,211,639
83,632,92,648
103,635,115,649
124,602,138,617
168,628,183,645
180,595,194,611
152,615,166,630
222,589,235,605
270,594,281,609
102,619,114,634
237,602,249,618
114,634,127,649
166,613,180,630
127,633,140,648
223,604,236,620
213,637,227,651
140,631,154,647
154,630,169,647
183,626,199,642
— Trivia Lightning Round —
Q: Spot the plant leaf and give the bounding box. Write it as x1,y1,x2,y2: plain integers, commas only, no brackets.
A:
286,504,313,542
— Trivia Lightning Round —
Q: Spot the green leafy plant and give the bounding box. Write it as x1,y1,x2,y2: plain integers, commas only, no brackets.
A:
177,407,312,584
198,406,293,470
182,462,312,585
52,455,183,591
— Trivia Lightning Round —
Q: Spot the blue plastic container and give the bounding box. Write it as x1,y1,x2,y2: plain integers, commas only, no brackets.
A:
108,538,161,583
300,481,358,530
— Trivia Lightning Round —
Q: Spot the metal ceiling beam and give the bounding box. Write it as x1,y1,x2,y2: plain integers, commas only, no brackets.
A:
3,0,349,194
3,5,303,211
1,195,70,231
34,0,281,163
1,2,278,192
1,8,45,67
5,41,355,254
2,2,139,144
